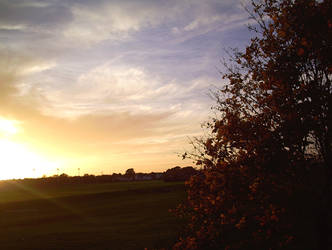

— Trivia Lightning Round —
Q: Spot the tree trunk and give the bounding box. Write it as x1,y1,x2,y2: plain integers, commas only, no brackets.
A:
317,165,331,249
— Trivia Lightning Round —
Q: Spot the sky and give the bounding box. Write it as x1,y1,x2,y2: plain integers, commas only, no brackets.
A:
0,0,252,179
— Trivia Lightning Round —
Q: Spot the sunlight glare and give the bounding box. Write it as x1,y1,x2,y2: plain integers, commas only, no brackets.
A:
0,118,19,135
0,139,59,180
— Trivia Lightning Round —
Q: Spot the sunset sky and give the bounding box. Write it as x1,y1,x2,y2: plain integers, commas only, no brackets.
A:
0,0,252,179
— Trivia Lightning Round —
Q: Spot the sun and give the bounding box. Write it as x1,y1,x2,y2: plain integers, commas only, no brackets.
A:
0,118,19,136
0,117,58,180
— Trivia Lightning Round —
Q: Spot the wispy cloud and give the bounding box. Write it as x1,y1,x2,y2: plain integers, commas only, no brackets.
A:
0,0,251,175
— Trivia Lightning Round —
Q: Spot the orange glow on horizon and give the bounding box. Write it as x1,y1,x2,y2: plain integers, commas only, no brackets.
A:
0,116,193,180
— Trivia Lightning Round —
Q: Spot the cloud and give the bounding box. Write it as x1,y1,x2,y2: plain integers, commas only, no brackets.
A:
0,0,248,49
0,52,204,174
0,0,72,31
66,0,247,45
62,0,182,44
29,62,213,119
0,0,252,175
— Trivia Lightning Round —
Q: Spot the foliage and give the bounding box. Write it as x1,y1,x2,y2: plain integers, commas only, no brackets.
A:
175,0,331,249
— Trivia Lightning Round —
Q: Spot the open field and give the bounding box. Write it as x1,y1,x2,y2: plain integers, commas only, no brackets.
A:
0,180,186,249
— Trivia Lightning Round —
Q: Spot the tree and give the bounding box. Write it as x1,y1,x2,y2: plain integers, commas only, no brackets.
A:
163,166,197,182
175,0,331,249
125,168,135,180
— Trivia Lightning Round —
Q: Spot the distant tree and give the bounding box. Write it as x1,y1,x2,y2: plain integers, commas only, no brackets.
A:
175,0,331,249
125,168,135,176
163,166,197,182
125,168,135,180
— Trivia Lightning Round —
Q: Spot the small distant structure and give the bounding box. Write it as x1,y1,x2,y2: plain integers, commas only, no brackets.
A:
153,172,163,179
112,174,132,182
135,173,153,181
134,172,163,181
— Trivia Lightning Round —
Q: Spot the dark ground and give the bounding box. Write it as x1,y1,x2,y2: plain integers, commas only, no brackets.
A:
0,180,186,249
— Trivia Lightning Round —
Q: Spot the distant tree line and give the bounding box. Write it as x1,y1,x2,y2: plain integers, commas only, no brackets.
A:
163,166,198,182
0,166,197,187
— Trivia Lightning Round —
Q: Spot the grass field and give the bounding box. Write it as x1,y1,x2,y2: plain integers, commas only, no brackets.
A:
0,180,186,249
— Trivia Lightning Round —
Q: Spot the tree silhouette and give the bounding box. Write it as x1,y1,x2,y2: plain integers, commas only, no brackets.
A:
125,168,135,180
125,168,135,176
163,166,197,182
175,0,331,249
